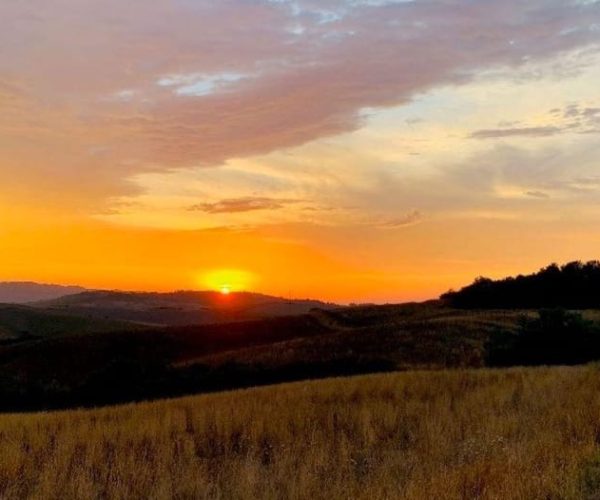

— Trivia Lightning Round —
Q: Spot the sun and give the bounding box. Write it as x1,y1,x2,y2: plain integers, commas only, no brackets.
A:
200,268,257,294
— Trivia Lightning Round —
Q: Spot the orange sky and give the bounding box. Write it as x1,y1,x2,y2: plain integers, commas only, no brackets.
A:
1,0,600,302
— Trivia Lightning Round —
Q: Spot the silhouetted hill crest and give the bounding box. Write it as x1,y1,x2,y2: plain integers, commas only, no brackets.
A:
34,289,337,326
0,282,86,304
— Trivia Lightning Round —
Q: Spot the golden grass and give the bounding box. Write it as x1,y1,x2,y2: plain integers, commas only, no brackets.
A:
1,366,600,499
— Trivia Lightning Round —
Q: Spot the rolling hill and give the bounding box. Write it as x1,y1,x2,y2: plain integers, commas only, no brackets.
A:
0,264,599,411
0,302,534,410
34,290,336,326
0,303,142,343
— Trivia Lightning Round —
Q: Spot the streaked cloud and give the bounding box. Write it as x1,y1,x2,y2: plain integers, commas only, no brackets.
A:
188,197,301,214
471,102,600,139
378,211,423,228
471,126,562,139
525,191,550,199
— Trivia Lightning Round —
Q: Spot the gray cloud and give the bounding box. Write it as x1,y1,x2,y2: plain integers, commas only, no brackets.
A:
378,210,423,228
188,197,301,214
471,126,562,139
572,175,600,186
525,191,550,199
472,102,600,140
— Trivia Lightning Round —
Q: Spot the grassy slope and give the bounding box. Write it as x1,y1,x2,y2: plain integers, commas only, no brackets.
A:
1,366,600,499
0,304,557,410
192,305,600,371
179,305,527,369
1,303,599,412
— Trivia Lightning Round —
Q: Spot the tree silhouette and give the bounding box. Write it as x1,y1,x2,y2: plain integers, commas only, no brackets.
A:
442,260,600,309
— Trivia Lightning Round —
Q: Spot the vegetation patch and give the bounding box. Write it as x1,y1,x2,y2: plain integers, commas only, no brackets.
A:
443,261,600,309
0,366,599,499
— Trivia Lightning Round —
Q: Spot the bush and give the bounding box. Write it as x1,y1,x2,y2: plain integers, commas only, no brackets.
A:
489,309,600,366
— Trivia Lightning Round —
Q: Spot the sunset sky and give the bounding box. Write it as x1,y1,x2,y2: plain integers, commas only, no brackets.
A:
1,0,600,302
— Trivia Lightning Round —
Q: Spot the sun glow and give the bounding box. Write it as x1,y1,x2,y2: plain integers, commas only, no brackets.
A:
201,269,256,293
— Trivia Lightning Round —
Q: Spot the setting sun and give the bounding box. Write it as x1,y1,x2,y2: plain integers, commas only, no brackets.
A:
201,269,256,294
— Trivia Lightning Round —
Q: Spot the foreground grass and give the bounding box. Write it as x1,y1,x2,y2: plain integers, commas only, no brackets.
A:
1,366,600,499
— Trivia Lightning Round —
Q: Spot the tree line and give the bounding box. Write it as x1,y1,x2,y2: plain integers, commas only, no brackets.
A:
442,260,600,309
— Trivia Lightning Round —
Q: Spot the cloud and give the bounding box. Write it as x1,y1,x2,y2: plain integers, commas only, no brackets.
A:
0,79,23,100
1,0,600,205
442,142,600,206
188,197,301,214
130,0,600,167
471,101,600,140
471,126,562,139
525,191,550,199
378,210,423,228
582,107,600,118
572,175,600,187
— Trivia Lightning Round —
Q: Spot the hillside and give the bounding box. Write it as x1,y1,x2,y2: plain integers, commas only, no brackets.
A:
0,303,141,343
34,290,335,326
0,282,86,304
1,299,600,411
0,302,556,411
1,366,599,499
0,311,336,410
177,304,524,371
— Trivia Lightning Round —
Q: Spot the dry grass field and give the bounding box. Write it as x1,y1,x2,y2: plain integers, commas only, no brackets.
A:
1,365,600,499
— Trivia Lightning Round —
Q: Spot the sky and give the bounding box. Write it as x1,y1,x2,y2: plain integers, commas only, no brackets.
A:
1,0,600,303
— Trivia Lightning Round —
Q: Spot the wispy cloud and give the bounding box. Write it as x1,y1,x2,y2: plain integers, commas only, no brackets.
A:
471,126,562,139
378,210,423,228
471,102,600,140
188,197,301,214
525,191,550,199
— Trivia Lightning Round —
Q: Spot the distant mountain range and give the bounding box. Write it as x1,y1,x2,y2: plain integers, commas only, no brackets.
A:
0,282,336,327
0,282,86,304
